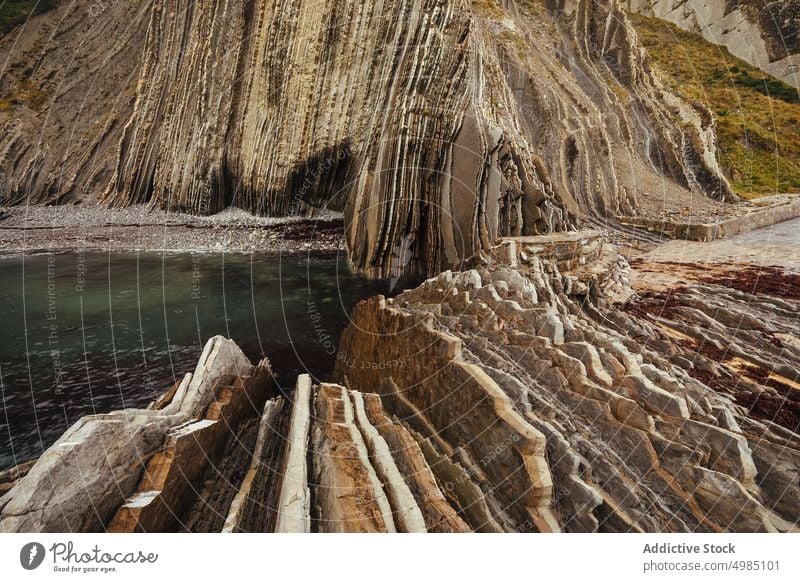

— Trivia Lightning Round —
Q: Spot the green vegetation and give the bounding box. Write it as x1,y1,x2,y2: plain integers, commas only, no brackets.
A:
471,0,504,19
727,68,800,105
0,69,51,112
0,0,58,36
630,13,800,198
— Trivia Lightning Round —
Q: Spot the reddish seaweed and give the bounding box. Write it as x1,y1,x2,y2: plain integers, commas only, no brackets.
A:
624,287,690,321
700,264,800,300
735,391,800,433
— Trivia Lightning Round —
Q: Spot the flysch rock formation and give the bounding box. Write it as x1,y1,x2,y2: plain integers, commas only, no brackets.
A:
1,235,796,533
628,0,800,88
0,338,485,532
0,337,257,532
0,0,734,277
335,233,800,532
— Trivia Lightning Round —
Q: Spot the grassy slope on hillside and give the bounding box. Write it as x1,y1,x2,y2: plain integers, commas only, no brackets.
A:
630,13,800,198
0,1,58,36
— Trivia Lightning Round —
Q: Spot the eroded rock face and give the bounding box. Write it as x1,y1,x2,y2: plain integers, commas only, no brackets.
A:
108,366,272,532
0,0,732,277
335,236,799,532
628,0,800,88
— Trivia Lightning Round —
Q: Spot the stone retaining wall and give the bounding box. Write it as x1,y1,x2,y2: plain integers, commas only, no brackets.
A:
618,196,800,241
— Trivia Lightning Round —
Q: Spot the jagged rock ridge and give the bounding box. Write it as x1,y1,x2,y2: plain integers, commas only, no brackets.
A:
0,0,733,276
335,235,799,532
0,336,533,532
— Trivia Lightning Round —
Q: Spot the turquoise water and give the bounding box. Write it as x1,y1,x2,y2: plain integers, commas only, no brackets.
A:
0,251,407,470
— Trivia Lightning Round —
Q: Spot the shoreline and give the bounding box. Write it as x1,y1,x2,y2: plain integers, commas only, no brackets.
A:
3,205,798,278
625,218,800,295
0,205,347,256
0,246,348,260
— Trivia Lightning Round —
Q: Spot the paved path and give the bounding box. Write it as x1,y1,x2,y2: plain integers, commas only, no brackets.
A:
629,218,800,291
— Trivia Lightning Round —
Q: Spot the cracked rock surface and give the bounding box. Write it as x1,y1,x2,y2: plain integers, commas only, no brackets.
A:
335,235,799,532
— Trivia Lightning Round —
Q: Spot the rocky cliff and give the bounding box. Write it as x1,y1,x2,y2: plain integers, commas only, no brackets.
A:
628,0,800,89
0,0,734,277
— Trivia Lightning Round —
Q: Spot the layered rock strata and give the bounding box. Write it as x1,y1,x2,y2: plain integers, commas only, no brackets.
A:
0,0,734,277
619,194,800,241
335,236,799,532
0,337,257,532
1,235,796,532
0,344,481,530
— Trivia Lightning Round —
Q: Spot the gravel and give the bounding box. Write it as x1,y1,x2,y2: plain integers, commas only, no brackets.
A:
0,205,346,255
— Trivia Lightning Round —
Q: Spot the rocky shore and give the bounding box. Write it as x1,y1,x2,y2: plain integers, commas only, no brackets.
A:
1,232,796,533
618,195,800,242
0,206,345,255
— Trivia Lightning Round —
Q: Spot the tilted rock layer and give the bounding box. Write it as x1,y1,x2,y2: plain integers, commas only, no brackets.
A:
335,235,799,532
0,0,733,276
0,337,257,532
2,237,796,533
